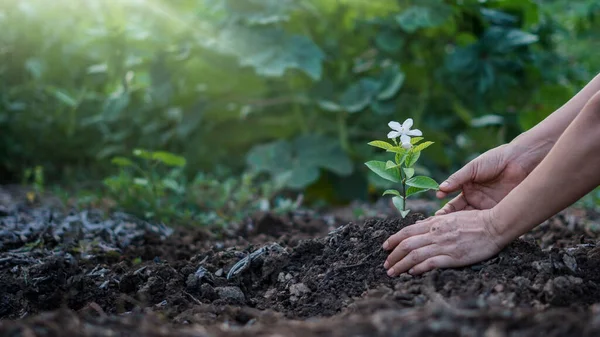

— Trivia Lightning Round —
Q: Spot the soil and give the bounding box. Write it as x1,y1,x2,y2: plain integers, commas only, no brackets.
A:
2,186,600,336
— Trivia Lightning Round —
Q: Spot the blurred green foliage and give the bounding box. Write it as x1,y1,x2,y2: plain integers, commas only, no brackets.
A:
1,0,599,207
103,148,296,225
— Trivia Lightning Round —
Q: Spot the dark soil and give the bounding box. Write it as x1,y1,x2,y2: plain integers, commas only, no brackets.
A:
2,187,600,336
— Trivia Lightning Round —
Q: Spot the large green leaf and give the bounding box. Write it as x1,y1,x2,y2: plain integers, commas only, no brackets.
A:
406,186,428,197
211,25,325,80
375,30,404,53
405,151,421,167
341,78,381,113
364,160,401,183
383,189,401,197
413,141,434,152
406,176,439,190
151,151,187,167
392,196,405,212
368,140,394,151
247,134,353,189
377,67,406,100
395,3,453,33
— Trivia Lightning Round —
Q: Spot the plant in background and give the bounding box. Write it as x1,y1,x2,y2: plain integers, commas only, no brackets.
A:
365,119,440,218
103,149,298,226
22,165,45,203
104,149,188,222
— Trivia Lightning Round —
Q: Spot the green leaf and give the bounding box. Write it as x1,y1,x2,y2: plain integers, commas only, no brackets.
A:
111,157,134,167
400,209,411,218
133,149,153,160
385,160,395,170
375,30,404,53
395,152,407,166
413,141,434,152
247,134,353,190
406,186,428,197
370,99,397,115
341,78,380,113
368,140,394,151
405,151,421,167
151,151,187,167
395,4,452,33
51,89,77,107
377,68,406,100
392,196,404,212
403,168,415,179
383,189,401,197
133,178,149,186
387,146,408,154
212,27,325,80
365,160,401,183
318,100,342,112
406,176,439,190
410,137,424,145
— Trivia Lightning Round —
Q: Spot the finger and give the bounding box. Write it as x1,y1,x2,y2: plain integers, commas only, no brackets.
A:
384,234,433,269
408,255,457,275
435,193,468,215
382,221,430,251
387,245,439,277
438,161,476,194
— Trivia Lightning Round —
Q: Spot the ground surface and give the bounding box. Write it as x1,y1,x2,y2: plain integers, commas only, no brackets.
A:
2,186,600,336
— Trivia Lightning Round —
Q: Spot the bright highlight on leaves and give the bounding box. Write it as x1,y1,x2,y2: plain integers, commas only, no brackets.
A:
365,119,440,218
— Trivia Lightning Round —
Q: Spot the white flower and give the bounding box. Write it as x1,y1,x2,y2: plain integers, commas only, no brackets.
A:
387,119,422,149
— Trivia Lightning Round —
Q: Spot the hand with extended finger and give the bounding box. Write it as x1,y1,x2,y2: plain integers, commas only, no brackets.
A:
382,210,507,276
435,144,531,215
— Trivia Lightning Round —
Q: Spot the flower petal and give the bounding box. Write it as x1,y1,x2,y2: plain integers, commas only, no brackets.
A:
388,131,401,139
402,118,413,130
402,142,412,149
388,121,402,132
400,134,411,145
407,129,422,137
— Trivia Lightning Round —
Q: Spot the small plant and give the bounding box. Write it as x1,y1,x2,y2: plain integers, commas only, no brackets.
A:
103,149,297,226
22,165,45,203
365,119,440,218
104,149,188,222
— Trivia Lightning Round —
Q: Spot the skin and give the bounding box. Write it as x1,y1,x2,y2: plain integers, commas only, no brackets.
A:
382,73,600,277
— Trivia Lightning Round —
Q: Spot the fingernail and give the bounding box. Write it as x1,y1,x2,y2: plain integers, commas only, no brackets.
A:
408,269,414,274
383,261,389,269
387,268,395,277
440,181,449,188
382,240,389,250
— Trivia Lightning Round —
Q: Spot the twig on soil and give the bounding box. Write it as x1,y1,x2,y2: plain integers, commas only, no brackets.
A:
184,291,203,305
226,243,287,280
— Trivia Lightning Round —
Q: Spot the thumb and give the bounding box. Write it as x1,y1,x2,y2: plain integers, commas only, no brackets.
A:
438,162,475,194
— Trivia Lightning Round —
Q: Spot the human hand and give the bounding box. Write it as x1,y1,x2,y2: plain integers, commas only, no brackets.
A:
382,210,507,276
435,144,530,215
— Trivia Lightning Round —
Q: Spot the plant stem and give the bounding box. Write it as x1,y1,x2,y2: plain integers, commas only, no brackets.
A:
398,160,406,212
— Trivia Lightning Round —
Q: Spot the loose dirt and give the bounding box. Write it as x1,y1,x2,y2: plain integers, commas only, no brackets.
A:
2,187,600,336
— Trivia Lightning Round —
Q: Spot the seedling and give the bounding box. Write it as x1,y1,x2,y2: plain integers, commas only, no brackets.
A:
365,119,439,218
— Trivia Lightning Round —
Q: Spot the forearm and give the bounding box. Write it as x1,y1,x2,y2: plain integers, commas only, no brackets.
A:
491,92,600,246
508,73,600,173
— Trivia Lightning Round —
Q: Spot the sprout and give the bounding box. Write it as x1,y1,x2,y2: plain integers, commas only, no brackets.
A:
365,119,438,218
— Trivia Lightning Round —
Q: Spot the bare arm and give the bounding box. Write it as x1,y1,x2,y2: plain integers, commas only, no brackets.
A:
506,72,600,173
491,91,600,246
382,90,600,277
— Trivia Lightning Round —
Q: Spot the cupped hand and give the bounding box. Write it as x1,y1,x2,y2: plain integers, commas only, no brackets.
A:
435,144,530,215
382,210,506,276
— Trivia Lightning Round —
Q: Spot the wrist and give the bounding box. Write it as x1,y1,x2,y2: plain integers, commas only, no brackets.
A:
485,207,518,249
505,134,555,174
